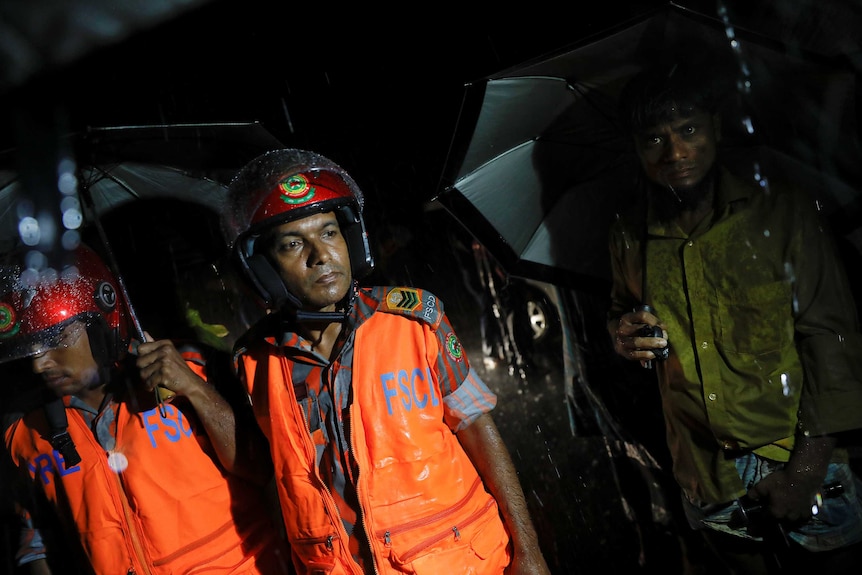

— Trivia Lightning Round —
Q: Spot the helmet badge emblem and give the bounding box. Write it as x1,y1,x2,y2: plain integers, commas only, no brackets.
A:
0,302,18,337
279,174,317,205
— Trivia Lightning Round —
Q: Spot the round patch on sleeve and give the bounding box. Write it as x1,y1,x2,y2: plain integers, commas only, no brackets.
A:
445,333,463,362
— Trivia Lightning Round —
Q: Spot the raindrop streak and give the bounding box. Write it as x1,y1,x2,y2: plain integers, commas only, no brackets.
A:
281,97,295,134
620,221,632,251
664,181,682,203
780,373,791,397
529,489,545,508
719,0,759,151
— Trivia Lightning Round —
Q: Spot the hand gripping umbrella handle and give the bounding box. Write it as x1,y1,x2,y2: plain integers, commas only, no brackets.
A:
77,182,175,416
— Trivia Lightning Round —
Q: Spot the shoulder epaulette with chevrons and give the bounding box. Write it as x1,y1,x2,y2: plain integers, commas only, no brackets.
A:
375,286,444,330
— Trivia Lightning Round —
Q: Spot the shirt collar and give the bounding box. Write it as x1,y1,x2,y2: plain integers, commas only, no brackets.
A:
646,165,752,237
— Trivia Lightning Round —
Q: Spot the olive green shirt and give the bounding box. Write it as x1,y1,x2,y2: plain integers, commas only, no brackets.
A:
608,166,862,504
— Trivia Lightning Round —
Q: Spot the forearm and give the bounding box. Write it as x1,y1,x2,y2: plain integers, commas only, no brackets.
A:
787,433,835,484
182,382,239,469
456,413,545,562
26,559,52,575
136,338,273,484
749,433,837,522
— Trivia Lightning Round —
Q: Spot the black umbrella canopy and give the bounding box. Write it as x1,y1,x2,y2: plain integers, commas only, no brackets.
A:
0,122,284,252
435,1,862,294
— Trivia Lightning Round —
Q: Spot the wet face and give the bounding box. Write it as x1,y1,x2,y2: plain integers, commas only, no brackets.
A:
633,109,720,194
31,321,101,398
266,211,353,312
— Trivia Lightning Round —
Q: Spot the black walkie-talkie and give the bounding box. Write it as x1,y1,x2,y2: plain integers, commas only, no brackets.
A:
635,304,668,369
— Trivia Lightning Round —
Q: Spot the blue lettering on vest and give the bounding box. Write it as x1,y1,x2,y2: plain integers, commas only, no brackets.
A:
381,372,398,415
162,404,182,442
412,367,428,408
143,404,194,448
398,370,412,410
30,454,54,486
144,409,160,448
379,366,441,415
427,366,440,407
28,450,81,486
53,451,79,476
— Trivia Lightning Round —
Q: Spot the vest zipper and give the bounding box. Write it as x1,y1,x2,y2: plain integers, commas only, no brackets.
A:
110,405,153,575
75,403,151,575
287,354,361,575
346,368,381,575
113,463,153,575
372,475,490,562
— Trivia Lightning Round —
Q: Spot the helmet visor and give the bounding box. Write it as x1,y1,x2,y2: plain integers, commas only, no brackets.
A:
0,317,90,364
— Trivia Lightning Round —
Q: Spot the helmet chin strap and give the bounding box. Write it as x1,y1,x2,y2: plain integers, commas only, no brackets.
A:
285,282,359,324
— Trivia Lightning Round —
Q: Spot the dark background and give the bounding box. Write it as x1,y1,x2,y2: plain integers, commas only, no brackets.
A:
3,0,858,234
0,0,799,213
4,0,859,260
0,0,655,214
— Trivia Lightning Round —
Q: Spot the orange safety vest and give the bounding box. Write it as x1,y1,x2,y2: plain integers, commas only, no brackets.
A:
238,304,512,575
5,393,289,575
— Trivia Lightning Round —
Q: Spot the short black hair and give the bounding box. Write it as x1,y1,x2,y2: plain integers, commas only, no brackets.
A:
618,55,728,135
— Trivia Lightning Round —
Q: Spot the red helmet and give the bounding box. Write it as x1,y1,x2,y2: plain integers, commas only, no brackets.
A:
0,244,129,364
221,148,374,309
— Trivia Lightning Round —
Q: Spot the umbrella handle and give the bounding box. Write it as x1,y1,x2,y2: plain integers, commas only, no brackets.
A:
77,182,175,415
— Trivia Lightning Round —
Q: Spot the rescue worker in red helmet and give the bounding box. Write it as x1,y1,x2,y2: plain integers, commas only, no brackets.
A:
0,243,291,575
221,148,551,575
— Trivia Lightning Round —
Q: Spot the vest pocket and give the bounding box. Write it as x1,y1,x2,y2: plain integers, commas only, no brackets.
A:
290,533,340,575
382,501,509,573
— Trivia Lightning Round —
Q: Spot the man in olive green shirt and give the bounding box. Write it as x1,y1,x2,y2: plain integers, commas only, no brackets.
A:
607,57,862,573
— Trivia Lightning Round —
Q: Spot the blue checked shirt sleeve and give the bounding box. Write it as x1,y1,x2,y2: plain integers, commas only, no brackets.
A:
433,314,498,432
14,503,47,566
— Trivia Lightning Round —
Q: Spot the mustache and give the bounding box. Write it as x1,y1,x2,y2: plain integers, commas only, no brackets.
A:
658,164,697,181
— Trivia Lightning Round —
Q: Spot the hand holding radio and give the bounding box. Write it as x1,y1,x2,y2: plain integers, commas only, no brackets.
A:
633,305,668,369
611,304,669,369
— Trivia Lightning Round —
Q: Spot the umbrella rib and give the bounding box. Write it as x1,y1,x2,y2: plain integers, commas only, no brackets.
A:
569,82,621,128
84,165,142,200
88,121,257,133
